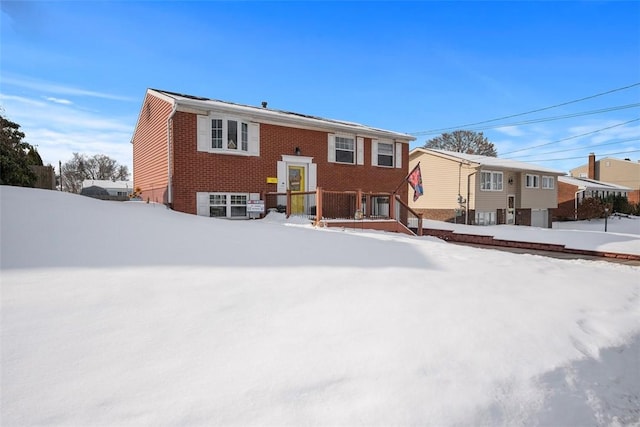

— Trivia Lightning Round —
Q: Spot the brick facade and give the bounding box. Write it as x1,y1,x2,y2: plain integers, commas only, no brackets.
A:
555,181,579,220
133,90,412,216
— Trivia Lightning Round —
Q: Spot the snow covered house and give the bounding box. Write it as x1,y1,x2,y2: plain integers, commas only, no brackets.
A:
409,148,564,228
81,180,133,199
555,176,631,220
131,89,415,224
569,153,640,204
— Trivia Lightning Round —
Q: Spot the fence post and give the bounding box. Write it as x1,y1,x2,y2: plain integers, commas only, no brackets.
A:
417,213,423,236
286,190,291,218
356,189,362,214
315,187,323,226
389,194,396,220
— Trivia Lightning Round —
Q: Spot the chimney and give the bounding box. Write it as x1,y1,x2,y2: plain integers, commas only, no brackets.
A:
588,152,595,179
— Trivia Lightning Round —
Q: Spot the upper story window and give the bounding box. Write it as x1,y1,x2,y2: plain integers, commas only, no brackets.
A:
542,176,554,189
480,171,503,191
197,115,259,156
375,140,394,167
328,134,357,165
335,136,355,164
525,174,539,188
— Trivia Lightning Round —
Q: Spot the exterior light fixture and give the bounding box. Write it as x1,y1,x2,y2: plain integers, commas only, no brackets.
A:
295,147,301,156
508,177,514,185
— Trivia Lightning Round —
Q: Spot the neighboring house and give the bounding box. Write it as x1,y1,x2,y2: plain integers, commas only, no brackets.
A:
569,153,640,204
131,89,415,219
555,176,631,220
409,148,564,228
81,180,134,198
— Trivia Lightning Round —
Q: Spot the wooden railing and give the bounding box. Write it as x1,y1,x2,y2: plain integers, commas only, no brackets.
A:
263,188,423,236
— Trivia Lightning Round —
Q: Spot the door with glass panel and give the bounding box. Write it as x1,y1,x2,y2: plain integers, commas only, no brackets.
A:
507,195,515,224
288,166,305,214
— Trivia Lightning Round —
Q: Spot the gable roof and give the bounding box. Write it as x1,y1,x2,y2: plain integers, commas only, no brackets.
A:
558,176,631,191
411,148,564,175
147,88,416,143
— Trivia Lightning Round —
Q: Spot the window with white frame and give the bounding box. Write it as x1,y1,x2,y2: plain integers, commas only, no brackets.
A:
335,136,355,164
209,193,248,218
197,115,259,155
525,174,539,188
475,211,496,225
375,141,394,167
480,171,503,191
542,176,554,189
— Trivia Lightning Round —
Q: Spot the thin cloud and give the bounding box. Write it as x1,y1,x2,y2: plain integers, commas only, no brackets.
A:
0,94,47,108
44,96,73,105
494,126,524,137
2,75,136,102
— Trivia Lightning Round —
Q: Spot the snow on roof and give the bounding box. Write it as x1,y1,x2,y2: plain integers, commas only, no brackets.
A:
81,180,133,189
149,89,415,142
412,148,564,174
558,176,632,191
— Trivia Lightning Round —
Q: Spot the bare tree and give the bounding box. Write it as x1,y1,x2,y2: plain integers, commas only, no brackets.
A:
423,130,497,157
61,153,130,193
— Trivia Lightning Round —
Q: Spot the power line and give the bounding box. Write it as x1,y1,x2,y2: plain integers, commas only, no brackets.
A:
410,82,640,136
466,104,639,133
521,149,640,164
499,118,640,156
504,137,639,160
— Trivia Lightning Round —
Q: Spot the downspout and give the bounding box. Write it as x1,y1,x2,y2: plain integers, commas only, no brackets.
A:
574,189,584,220
466,170,478,225
166,102,177,207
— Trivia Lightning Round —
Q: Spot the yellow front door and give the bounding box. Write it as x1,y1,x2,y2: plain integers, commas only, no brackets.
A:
288,166,305,214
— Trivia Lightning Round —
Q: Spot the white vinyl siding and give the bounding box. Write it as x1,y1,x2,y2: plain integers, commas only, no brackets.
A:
395,143,402,168
197,115,259,156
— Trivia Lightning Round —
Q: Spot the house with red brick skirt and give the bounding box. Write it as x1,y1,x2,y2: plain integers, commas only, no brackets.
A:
131,89,415,218
555,176,631,220
409,148,564,228
569,153,640,204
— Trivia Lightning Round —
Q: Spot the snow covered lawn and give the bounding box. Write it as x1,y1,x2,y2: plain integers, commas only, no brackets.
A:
1,186,639,426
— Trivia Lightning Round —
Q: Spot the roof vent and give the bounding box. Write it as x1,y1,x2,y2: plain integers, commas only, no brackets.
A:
261,101,268,108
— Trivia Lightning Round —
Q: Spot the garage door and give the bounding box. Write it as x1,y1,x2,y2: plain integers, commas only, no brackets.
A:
531,209,548,228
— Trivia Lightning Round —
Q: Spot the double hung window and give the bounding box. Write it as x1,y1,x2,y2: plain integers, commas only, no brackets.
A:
525,174,540,188
480,171,503,191
335,136,355,164
376,142,394,167
542,176,554,189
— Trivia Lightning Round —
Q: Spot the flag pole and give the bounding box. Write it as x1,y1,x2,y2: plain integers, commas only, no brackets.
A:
393,161,420,195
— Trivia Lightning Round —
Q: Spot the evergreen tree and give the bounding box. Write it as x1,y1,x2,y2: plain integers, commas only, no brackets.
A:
0,114,37,187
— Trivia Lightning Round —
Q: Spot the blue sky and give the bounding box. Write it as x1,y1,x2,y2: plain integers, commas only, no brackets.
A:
1,1,639,176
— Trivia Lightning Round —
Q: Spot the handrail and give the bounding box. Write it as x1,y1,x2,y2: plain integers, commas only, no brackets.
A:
394,194,423,236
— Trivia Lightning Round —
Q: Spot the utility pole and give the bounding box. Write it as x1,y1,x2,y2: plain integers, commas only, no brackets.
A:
59,160,63,191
